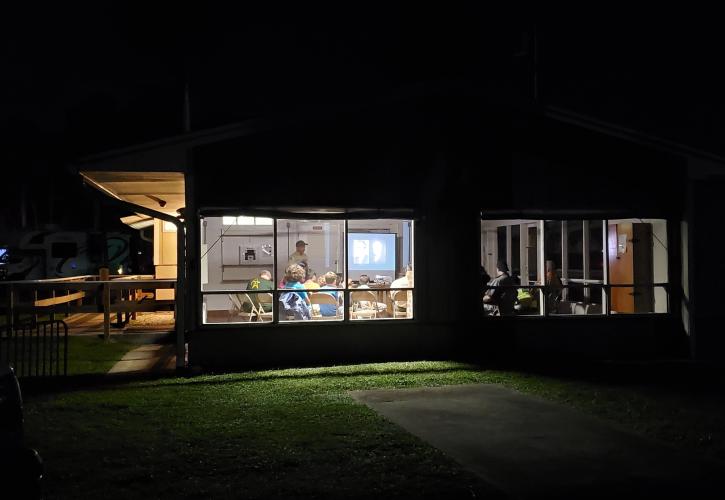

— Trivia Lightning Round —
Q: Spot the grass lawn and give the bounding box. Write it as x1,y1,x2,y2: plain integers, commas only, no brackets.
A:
23,361,725,499
2,335,139,376
65,336,139,375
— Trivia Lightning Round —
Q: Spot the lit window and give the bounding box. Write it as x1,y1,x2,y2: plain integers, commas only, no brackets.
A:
222,216,237,226
163,221,177,232
481,217,669,317
237,216,256,225
200,215,415,324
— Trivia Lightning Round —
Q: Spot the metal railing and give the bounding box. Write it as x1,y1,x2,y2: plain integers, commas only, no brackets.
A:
482,283,670,317
0,319,68,378
201,287,415,324
1,276,176,340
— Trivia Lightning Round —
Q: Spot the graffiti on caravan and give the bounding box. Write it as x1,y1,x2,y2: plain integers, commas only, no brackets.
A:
2,231,129,280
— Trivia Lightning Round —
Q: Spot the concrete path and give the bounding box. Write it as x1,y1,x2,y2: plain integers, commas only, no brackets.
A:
63,312,175,334
107,344,175,375
350,384,725,499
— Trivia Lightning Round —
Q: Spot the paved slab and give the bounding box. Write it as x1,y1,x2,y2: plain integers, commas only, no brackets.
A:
350,384,725,499
107,344,175,375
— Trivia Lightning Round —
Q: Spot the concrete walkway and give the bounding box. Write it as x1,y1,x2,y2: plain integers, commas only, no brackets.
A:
107,344,175,375
350,384,725,499
63,312,175,334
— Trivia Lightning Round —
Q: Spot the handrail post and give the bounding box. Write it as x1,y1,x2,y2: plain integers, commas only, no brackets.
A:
100,267,110,342
6,285,14,338
33,290,39,326
50,290,56,322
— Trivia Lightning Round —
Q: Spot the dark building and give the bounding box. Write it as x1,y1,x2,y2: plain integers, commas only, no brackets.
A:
73,82,721,369
53,15,725,369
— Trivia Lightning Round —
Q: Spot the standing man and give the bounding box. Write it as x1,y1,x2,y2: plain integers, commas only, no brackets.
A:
288,240,309,269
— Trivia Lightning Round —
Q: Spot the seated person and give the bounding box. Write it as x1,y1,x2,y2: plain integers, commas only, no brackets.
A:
244,270,274,313
390,269,413,315
279,264,311,320
356,274,371,288
355,274,387,312
480,266,491,292
319,271,343,317
483,260,516,315
515,287,535,310
304,271,320,289
545,260,563,311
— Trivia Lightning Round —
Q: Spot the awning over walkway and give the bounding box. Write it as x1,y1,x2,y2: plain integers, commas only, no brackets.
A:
80,171,185,219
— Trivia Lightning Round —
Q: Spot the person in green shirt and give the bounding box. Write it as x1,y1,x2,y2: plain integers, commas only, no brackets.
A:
244,270,274,312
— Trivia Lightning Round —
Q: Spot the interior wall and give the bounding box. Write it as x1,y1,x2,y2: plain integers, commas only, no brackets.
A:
154,219,177,300
202,217,275,310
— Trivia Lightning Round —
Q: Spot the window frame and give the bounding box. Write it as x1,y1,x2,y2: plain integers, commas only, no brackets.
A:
481,215,671,318
199,214,415,327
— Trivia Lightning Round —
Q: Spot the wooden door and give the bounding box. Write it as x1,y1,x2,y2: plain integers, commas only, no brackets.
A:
632,223,654,313
608,223,634,312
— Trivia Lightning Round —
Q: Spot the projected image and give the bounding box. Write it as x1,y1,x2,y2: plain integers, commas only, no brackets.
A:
372,240,386,264
353,239,370,265
348,233,396,271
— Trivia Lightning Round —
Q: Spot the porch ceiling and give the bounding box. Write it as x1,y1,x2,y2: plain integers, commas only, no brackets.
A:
80,171,185,217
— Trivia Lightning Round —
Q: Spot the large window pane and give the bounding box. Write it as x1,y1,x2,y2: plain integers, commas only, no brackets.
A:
347,219,414,320
566,220,583,281
201,215,276,324
481,218,541,316
277,219,345,322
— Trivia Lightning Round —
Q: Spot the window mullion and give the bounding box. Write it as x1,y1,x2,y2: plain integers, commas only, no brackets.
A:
583,220,590,301
344,219,350,322
272,217,279,324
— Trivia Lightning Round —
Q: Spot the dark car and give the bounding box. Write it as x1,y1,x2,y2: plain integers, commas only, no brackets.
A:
0,363,43,499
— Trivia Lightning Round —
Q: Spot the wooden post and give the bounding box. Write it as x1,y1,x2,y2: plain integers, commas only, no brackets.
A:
50,290,56,322
116,286,124,328
100,267,110,341
6,285,14,338
131,288,137,320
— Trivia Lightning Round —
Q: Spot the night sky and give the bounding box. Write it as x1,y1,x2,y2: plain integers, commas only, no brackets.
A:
2,6,724,229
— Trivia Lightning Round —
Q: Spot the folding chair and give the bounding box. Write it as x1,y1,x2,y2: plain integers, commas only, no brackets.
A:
309,291,341,320
351,290,379,319
228,293,258,322
254,292,274,322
